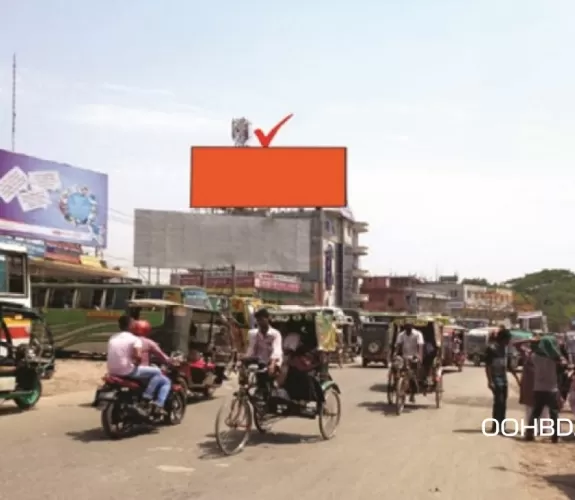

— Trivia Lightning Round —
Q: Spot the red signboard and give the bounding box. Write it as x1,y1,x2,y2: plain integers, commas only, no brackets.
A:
44,251,81,264
171,271,301,293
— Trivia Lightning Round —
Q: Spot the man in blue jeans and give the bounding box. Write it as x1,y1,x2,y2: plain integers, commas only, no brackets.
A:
107,315,171,416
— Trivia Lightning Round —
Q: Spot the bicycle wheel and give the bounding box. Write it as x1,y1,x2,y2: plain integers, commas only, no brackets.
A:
215,396,252,455
435,377,443,409
319,387,342,440
386,371,395,405
395,376,406,415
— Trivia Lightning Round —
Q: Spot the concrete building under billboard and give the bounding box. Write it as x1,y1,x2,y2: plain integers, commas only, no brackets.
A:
135,208,370,308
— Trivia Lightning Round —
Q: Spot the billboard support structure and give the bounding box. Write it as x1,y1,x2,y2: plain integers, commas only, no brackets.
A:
229,117,251,295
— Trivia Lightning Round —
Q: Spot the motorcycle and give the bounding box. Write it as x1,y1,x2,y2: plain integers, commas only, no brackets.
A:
95,357,187,439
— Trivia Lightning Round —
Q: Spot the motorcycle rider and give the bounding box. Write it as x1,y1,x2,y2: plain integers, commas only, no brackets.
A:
106,315,170,416
395,321,424,403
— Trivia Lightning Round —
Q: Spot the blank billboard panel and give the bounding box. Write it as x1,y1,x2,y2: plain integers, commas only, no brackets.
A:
133,210,311,273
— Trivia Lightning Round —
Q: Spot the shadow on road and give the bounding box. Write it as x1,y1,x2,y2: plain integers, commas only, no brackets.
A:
491,466,575,499
67,426,158,443
357,401,429,416
196,431,321,459
541,474,575,499
0,405,26,416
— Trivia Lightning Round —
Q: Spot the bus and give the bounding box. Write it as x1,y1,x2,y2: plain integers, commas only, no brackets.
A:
31,282,211,355
0,242,31,347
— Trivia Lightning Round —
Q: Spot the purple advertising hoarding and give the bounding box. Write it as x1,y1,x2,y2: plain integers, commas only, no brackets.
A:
0,149,108,247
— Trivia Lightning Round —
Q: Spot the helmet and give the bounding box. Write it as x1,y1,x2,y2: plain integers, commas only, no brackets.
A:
131,319,151,337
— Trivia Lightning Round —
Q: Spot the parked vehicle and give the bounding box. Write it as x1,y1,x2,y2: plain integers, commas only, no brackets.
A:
0,302,55,411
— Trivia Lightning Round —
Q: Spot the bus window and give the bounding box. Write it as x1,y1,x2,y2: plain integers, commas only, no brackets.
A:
48,288,76,308
104,289,115,309
0,253,26,295
77,288,105,309
134,289,149,299
148,288,164,299
32,287,49,308
112,288,132,309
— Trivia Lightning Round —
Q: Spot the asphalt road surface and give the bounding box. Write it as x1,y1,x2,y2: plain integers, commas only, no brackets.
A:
1,363,530,500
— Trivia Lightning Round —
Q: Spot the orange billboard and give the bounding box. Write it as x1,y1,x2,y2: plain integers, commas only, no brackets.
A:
189,146,347,208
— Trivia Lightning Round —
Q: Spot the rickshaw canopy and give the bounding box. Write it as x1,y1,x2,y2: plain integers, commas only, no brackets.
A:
268,309,337,352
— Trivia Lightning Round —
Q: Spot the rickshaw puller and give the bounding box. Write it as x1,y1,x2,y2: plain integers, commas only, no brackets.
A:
395,322,424,402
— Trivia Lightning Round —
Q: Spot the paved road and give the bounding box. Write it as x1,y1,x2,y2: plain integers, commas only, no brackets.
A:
1,364,529,500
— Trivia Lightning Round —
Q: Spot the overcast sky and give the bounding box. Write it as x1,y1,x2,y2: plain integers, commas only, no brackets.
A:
1,0,574,281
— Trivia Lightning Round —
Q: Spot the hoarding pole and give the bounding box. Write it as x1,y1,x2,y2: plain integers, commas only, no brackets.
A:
11,53,16,152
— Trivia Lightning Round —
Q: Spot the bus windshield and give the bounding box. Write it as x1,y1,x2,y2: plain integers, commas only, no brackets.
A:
0,252,27,297
182,287,211,309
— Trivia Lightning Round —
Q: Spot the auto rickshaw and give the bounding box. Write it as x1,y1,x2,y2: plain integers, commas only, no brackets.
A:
214,308,341,455
0,301,55,411
129,299,234,399
386,315,444,414
360,313,395,367
465,326,498,366
441,324,467,371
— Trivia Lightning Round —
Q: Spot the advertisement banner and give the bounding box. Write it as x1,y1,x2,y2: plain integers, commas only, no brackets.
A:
133,210,310,272
80,255,103,268
0,235,45,258
0,150,108,247
254,272,301,293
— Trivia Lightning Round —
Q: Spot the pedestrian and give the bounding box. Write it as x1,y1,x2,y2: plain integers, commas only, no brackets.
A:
485,327,520,434
519,340,548,429
525,336,564,442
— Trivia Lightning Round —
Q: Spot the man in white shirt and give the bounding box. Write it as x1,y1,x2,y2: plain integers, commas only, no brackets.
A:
395,322,424,402
107,315,169,415
245,308,283,374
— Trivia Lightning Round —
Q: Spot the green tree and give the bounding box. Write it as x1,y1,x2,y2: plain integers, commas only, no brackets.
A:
506,269,575,331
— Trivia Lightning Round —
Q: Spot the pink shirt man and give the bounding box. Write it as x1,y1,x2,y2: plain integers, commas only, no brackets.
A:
107,331,142,376
140,337,170,366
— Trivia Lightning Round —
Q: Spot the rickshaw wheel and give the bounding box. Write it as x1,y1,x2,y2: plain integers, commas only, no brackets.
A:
14,377,42,410
253,405,272,434
319,387,341,440
386,372,395,405
435,377,443,409
395,376,406,415
215,396,252,456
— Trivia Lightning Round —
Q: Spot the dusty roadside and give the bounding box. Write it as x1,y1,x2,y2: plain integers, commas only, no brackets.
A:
506,382,575,499
43,359,105,396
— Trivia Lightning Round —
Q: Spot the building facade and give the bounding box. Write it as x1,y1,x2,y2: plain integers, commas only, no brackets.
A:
419,280,514,319
361,276,450,314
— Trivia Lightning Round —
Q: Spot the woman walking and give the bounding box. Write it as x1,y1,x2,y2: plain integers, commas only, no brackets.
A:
525,336,564,443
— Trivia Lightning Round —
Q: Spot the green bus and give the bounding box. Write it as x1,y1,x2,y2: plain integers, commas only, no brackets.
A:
31,282,211,355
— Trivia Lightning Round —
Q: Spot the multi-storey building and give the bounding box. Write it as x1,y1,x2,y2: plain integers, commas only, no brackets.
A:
360,275,450,314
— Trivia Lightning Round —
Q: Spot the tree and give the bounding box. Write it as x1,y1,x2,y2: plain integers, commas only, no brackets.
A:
461,278,491,286
506,269,575,331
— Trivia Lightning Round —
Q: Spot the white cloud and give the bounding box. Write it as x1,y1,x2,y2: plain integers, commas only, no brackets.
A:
66,103,224,133
101,83,174,97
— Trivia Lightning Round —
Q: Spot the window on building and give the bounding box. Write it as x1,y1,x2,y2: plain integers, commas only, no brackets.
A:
387,298,395,308
449,290,458,299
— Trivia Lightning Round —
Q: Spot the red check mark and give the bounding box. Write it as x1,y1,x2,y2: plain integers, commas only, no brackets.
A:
253,114,294,147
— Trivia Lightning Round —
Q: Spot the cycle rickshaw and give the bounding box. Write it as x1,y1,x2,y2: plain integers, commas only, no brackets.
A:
386,316,444,415
214,308,342,455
